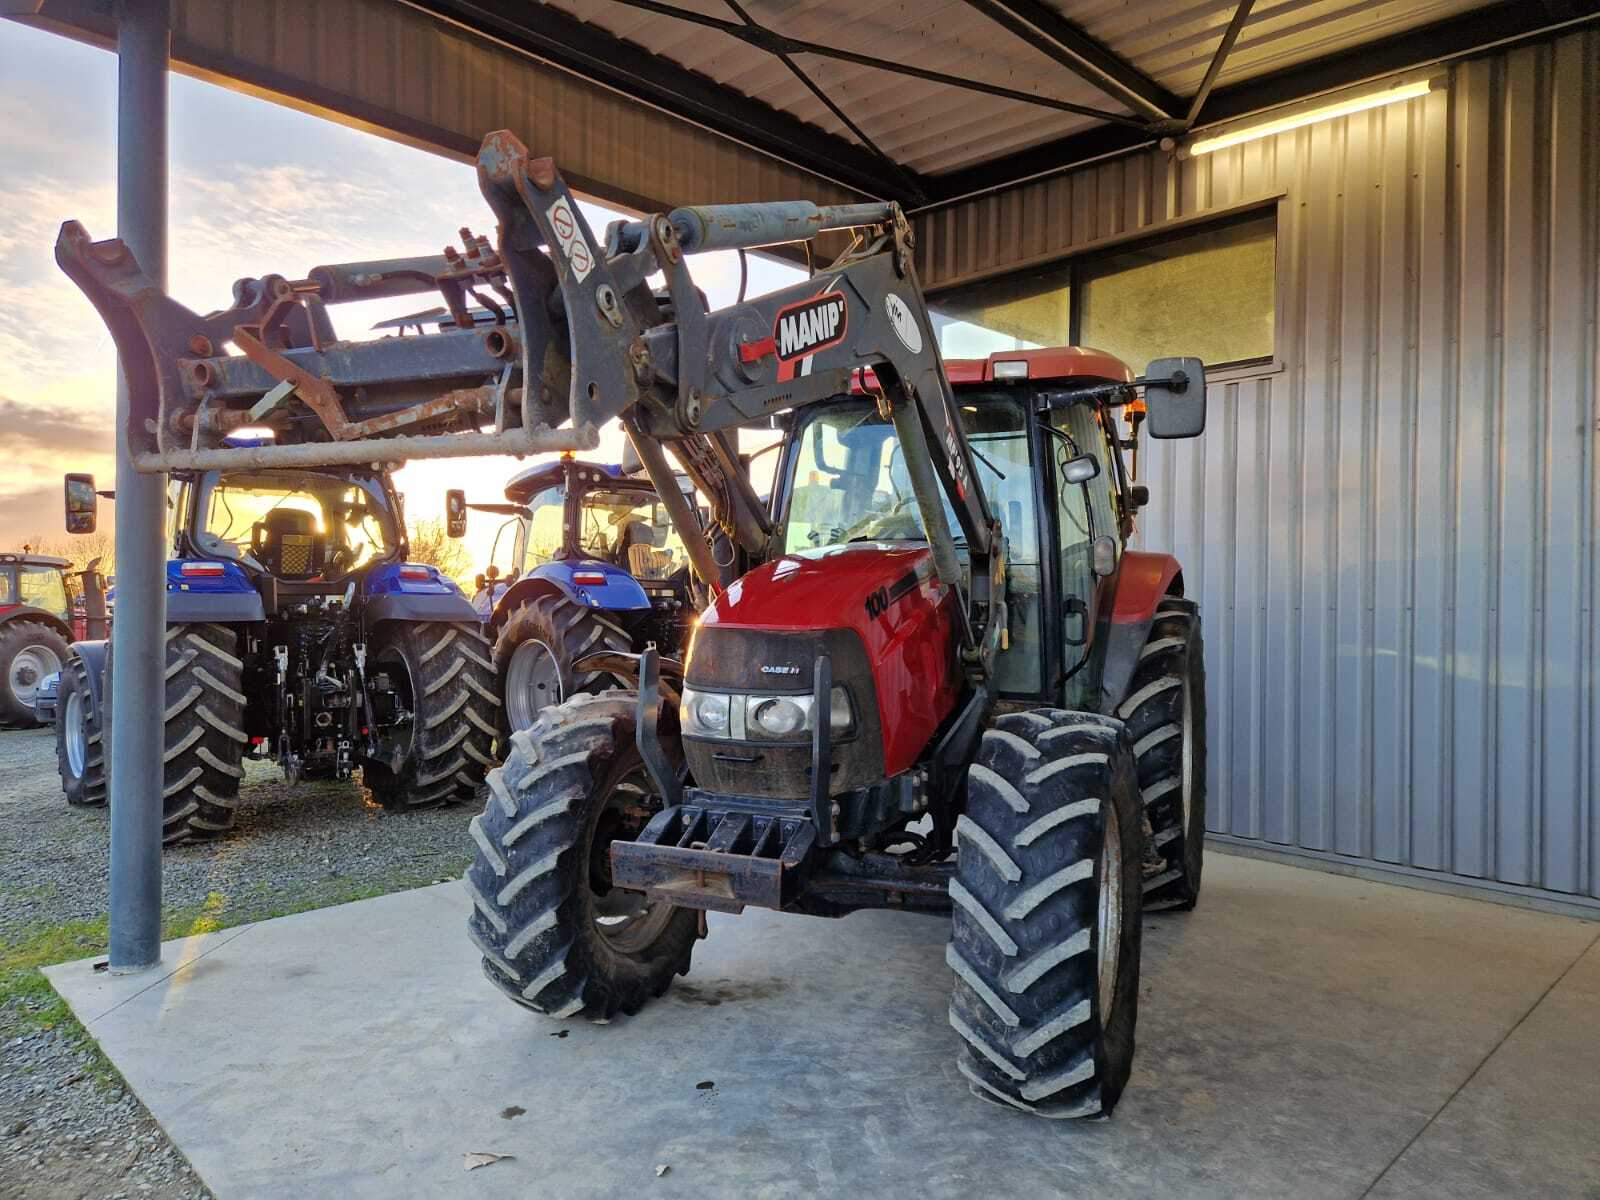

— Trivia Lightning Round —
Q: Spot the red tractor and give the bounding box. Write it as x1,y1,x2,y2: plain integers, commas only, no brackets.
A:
0,553,104,727
57,130,1207,1118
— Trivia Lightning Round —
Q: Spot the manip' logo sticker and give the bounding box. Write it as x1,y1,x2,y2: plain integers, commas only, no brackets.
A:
773,290,847,380
546,195,594,283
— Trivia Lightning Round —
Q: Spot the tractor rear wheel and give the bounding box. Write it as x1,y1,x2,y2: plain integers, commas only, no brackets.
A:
465,691,698,1020
495,594,630,737
1118,598,1207,910
103,624,248,843
56,652,106,807
948,709,1143,1119
0,619,69,727
363,621,498,810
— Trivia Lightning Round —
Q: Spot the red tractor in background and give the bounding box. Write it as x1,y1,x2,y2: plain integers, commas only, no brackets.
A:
0,553,108,727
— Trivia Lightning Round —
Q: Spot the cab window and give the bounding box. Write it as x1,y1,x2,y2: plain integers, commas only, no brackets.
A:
780,398,1044,696
19,565,69,618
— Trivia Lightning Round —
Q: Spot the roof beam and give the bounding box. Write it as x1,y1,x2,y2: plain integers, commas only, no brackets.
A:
605,0,1145,127
403,0,929,204
961,0,1181,123
1185,0,1255,128
924,0,1600,207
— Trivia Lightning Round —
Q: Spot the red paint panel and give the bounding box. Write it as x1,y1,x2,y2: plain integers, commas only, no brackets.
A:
699,544,962,776
1111,551,1182,625
853,345,1134,392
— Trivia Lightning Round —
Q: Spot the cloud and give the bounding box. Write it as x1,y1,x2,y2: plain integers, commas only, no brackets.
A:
0,394,113,457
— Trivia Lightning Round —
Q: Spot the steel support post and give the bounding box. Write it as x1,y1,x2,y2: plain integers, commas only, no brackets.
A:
107,0,170,973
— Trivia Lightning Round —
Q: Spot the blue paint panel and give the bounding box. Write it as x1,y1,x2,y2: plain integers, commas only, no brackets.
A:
165,560,256,595
529,560,650,612
363,562,467,599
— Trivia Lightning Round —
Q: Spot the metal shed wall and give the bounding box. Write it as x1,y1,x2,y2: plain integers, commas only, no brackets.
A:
21,0,862,216
918,30,1600,904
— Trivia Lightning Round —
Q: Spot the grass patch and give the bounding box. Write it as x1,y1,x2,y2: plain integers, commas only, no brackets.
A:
0,865,462,1087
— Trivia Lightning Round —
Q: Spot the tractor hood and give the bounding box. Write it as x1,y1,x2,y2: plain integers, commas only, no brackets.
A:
686,543,963,789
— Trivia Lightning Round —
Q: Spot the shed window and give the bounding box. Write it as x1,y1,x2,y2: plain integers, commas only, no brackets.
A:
930,211,1275,372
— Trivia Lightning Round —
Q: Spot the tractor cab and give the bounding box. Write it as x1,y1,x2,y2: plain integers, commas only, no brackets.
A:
770,347,1152,710
172,466,403,592
453,455,703,734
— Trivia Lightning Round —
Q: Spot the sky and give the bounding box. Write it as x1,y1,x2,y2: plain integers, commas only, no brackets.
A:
0,20,800,573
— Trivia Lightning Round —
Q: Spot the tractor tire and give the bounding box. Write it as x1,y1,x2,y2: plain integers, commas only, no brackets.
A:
363,621,497,810
1117,597,1207,911
495,594,631,737
104,625,248,843
0,619,70,727
56,652,106,807
465,691,698,1021
948,709,1143,1119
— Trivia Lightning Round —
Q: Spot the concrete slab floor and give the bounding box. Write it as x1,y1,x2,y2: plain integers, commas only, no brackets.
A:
45,852,1600,1200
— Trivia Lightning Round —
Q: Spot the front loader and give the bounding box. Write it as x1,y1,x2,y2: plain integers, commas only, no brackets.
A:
57,129,1206,1117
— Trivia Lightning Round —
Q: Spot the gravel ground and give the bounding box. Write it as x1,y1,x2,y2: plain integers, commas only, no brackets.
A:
0,725,484,1198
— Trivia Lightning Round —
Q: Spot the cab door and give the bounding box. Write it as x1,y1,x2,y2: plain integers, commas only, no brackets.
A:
1048,402,1122,708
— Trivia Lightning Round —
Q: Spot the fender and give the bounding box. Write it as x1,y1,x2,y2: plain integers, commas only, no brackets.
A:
70,639,111,713
364,592,481,625
1096,550,1184,715
166,559,266,623
0,604,74,642
362,561,480,625
490,560,650,629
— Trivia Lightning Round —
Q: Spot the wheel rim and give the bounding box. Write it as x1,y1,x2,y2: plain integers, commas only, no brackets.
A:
64,689,87,777
505,638,562,732
1096,801,1124,1020
587,765,673,953
9,644,61,707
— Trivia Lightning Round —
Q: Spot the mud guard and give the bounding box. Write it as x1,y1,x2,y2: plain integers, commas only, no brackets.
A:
1097,550,1182,714
364,592,481,625
70,639,111,712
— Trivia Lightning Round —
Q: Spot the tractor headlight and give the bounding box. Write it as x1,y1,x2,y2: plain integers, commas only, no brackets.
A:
680,685,856,742
683,689,731,737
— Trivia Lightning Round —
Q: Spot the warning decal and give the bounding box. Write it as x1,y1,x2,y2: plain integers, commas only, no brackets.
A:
546,196,594,283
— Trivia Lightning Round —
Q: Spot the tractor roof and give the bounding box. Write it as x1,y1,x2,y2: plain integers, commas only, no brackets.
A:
852,346,1133,394
502,459,639,504
0,553,71,568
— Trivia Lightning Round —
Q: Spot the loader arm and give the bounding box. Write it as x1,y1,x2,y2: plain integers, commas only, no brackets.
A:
56,129,1005,682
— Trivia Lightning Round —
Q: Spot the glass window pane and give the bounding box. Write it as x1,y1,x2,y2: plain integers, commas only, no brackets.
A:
930,267,1070,359
19,565,69,617
1079,216,1274,369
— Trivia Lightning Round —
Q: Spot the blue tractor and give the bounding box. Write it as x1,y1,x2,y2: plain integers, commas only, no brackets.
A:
52,455,497,842
453,456,699,735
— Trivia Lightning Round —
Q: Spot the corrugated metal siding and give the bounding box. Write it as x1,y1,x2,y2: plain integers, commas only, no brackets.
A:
918,31,1600,901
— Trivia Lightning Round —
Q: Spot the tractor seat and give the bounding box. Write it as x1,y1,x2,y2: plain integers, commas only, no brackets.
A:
627,542,673,580
253,508,325,580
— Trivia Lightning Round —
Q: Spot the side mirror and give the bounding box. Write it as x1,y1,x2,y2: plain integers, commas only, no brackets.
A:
1144,357,1206,438
1060,453,1099,485
620,440,644,476
1129,484,1150,509
65,473,97,534
445,489,467,538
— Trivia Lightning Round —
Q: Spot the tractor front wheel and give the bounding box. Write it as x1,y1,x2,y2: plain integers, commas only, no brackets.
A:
948,709,1143,1119
0,619,69,727
465,691,698,1020
495,594,630,737
362,621,498,810
56,652,106,807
